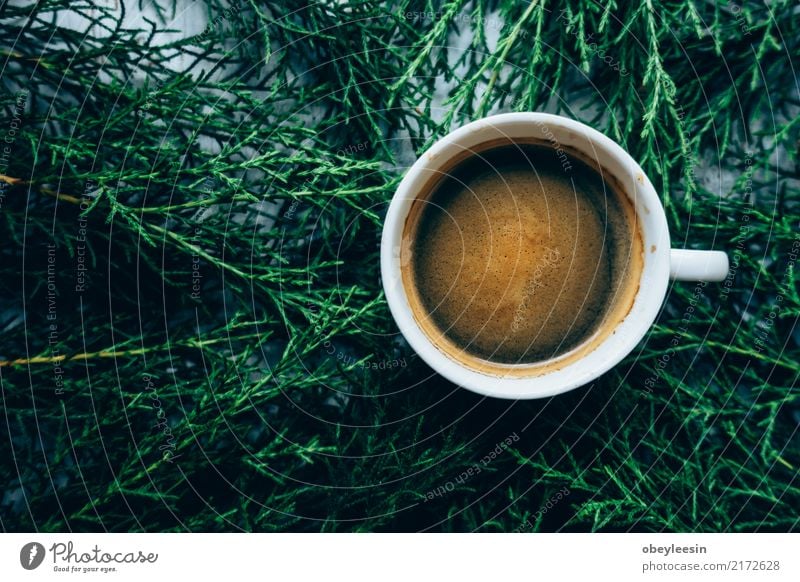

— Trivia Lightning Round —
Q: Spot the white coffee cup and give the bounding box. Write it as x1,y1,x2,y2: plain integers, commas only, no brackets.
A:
381,112,728,399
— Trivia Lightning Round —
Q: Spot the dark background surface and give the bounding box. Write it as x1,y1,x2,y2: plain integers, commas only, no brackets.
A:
0,0,798,531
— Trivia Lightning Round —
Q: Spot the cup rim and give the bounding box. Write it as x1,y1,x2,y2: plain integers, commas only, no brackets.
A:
381,112,671,399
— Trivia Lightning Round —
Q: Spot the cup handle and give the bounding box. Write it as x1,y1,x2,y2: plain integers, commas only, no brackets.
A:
669,249,729,282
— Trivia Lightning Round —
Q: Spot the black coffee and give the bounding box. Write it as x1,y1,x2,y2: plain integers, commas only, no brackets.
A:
403,142,642,364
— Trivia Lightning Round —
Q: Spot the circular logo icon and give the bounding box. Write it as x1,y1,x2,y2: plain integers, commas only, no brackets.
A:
20,542,46,570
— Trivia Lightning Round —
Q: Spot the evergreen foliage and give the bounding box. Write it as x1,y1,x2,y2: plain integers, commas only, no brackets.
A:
0,0,797,531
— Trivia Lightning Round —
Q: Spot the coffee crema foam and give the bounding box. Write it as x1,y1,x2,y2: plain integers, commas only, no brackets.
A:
401,140,643,373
